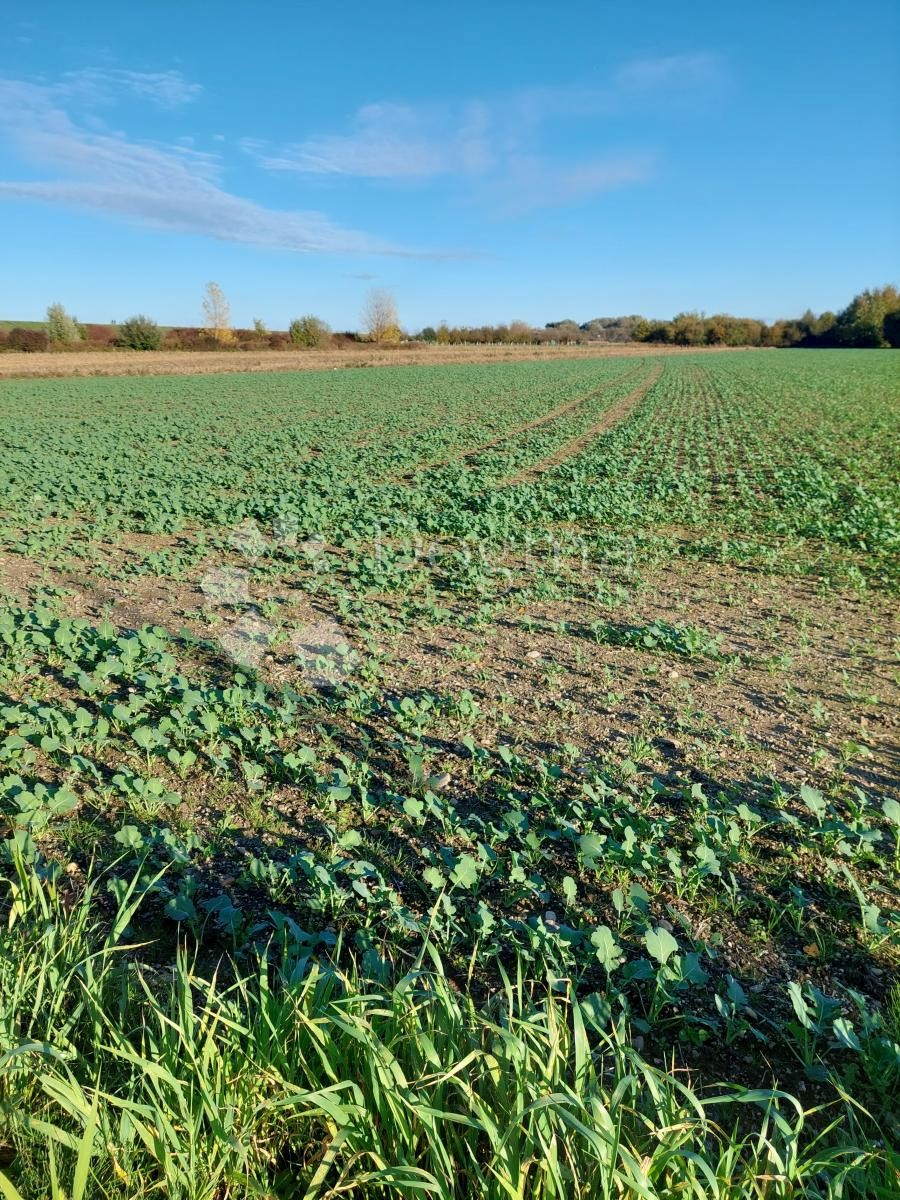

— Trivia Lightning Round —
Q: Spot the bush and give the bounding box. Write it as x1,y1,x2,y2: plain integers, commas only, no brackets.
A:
83,323,118,347
289,314,331,347
7,327,49,352
0,330,7,351
233,328,271,351
165,327,220,351
268,332,291,350
116,314,162,350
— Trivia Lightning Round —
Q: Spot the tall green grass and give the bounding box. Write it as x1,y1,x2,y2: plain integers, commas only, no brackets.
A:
0,848,893,1198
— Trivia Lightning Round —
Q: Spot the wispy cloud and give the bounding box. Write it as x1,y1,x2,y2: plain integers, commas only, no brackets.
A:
613,52,724,93
256,96,647,212
57,68,204,108
0,76,438,256
495,154,653,216
263,101,493,179
251,53,723,211
0,52,724,253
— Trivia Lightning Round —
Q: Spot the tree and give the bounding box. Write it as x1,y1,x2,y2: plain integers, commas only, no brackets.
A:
117,315,162,350
46,303,80,344
704,316,728,345
252,318,268,338
671,312,705,346
883,310,900,348
545,319,583,344
289,315,331,348
508,320,534,344
834,285,900,347
361,287,400,343
631,319,651,342
202,281,233,344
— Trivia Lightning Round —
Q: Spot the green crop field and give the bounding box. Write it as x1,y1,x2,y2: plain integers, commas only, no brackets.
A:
0,350,897,1197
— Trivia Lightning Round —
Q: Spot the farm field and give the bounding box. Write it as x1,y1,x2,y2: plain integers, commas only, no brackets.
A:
0,339,745,379
0,349,898,1196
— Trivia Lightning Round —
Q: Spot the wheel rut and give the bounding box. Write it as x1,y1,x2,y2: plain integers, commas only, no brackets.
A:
501,362,663,486
399,363,646,480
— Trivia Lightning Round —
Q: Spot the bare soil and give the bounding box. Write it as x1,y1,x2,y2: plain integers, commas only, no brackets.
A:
0,342,766,380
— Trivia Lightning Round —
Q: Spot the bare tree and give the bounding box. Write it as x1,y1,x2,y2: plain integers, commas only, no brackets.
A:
202,281,233,344
361,287,400,343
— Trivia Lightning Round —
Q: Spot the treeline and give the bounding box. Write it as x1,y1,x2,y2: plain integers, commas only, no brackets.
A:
2,284,897,353
542,285,900,349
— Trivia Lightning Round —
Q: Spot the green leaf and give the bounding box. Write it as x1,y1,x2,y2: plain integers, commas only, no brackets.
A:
422,866,444,890
473,901,495,934
800,784,827,821
644,925,679,966
579,992,612,1031
590,925,624,973
164,894,197,922
402,796,425,823
787,981,812,1029
832,1017,861,1052
450,853,479,889
114,825,144,850
579,833,606,865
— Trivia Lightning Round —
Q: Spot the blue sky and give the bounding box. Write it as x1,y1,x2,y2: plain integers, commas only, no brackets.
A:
1,2,897,329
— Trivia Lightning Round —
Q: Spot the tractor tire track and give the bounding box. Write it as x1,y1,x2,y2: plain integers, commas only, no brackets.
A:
501,362,664,486
454,364,645,463
399,363,646,480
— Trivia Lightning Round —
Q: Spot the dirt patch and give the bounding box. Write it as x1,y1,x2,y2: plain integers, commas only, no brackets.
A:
379,558,899,800
0,344,766,380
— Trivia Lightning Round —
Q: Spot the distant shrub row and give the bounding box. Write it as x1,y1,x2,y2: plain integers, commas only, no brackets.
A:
1,327,50,352
0,323,364,353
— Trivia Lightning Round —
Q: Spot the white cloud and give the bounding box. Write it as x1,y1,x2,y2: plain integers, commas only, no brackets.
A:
497,154,653,216
251,54,722,210
265,100,495,181
265,103,449,178
253,93,646,211
58,68,204,108
0,76,429,256
0,51,724,251
613,53,724,93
